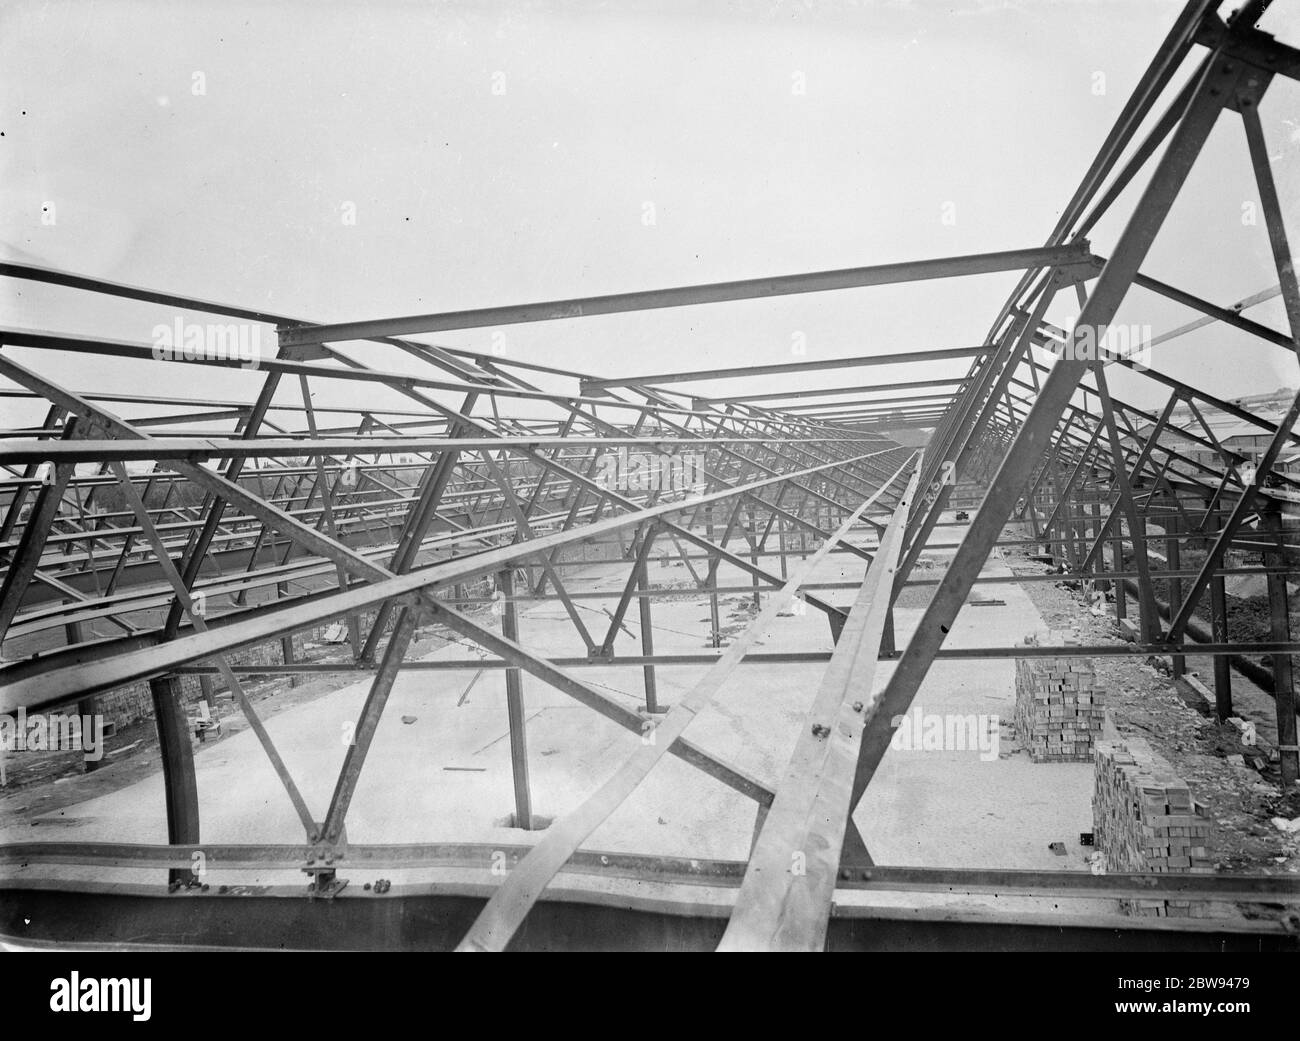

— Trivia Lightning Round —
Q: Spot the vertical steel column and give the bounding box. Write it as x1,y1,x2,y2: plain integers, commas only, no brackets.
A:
499,568,534,829
1207,500,1232,720
1111,527,1127,622
1070,493,1084,569
1135,504,1154,640
198,675,216,711
637,547,659,714
1089,359,1162,640
1073,499,1085,566
278,580,299,687
705,505,721,648
1092,500,1108,592
64,615,100,774
1264,508,1298,786
149,674,199,885
1166,511,1186,678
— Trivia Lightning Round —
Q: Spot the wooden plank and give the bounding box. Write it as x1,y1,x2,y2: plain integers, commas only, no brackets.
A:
716,467,921,951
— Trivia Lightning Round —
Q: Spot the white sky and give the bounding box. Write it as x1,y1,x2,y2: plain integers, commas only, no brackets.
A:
1,0,1299,432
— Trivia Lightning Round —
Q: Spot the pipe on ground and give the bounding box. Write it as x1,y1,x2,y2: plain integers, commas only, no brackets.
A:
1119,577,1275,693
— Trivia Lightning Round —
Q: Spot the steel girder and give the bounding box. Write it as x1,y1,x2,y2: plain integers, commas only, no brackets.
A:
4,0,1300,952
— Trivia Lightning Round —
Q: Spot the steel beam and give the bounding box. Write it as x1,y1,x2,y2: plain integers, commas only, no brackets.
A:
277,244,1094,349
718,466,919,951
451,459,913,951
852,53,1248,810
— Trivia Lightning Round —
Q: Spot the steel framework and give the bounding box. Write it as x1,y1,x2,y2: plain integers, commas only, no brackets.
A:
3,0,1300,951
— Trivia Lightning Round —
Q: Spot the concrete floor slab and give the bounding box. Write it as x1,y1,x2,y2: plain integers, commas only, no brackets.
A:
1,523,1116,917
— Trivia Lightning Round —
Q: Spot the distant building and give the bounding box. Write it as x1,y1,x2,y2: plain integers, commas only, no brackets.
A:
1152,387,1298,472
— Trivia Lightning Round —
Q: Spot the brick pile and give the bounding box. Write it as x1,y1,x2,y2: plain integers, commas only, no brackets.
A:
1013,630,1106,762
1094,737,1214,918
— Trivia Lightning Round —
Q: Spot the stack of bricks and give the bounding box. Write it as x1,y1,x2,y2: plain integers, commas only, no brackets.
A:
1094,737,1214,918
1013,630,1106,762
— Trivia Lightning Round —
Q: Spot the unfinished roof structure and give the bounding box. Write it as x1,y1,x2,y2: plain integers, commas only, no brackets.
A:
3,0,1300,951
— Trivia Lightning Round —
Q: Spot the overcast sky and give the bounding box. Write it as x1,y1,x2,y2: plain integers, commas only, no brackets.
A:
2,0,1298,433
